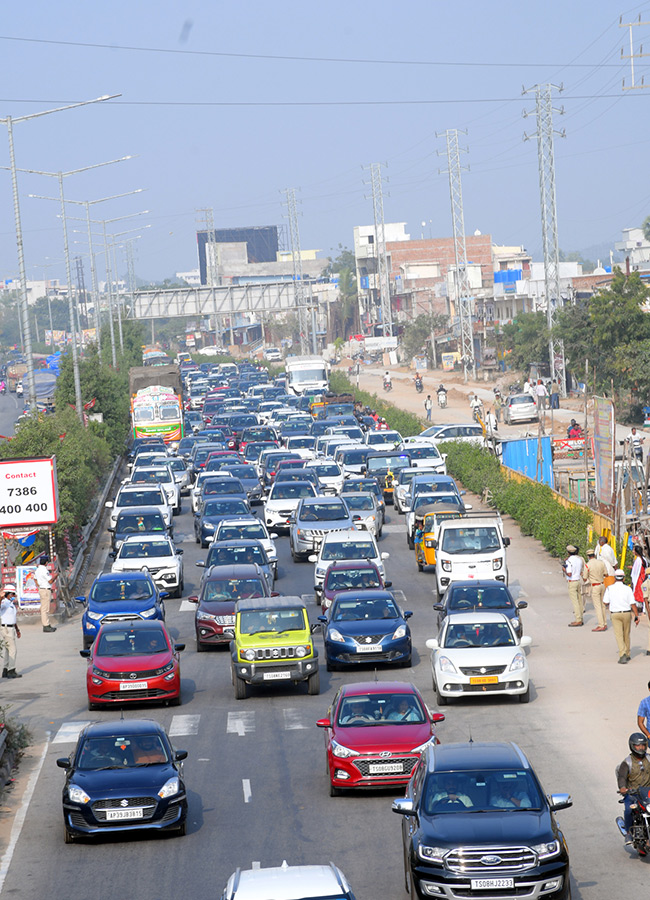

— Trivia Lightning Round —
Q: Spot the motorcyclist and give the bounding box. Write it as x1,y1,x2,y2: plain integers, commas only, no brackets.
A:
383,371,392,391
617,732,650,848
470,394,483,420
437,383,447,408
626,427,645,461
0,380,5,394
414,373,423,390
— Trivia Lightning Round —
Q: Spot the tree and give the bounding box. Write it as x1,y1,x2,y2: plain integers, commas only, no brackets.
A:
499,312,549,371
559,249,596,273
401,313,448,365
324,245,358,341
643,216,650,243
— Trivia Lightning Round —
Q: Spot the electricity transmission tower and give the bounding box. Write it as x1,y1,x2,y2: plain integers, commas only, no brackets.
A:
365,163,393,337
523,83,566,395
439,129,475,382
283,187,311,355
620,14,650,90
196,207,225,349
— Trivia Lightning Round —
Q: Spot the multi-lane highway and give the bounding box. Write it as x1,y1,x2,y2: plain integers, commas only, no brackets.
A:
0,468,647,899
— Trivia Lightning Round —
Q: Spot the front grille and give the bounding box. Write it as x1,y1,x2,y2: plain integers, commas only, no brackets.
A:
161,804,180,823
254,646,298,660
215,615,235,625
92,797,157,821
354,635,385,646
450,886,536,899
354,756,418,777
69,810,87,828
445,846,537,874
459,665,506,676
101,689,168,699
105,667,164,679
101,614,142,623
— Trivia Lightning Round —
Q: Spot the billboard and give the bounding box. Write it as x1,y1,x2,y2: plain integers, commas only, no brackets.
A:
593,396,615,506
0,457,59,527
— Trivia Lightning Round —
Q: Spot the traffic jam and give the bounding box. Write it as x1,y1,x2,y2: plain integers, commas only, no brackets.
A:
57,353,573,900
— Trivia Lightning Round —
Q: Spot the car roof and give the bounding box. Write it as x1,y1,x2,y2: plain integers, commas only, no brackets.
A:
203,564,263,579
331,588,392,601
340,680,417,696
120,534,172,545
236,595,306,612
228,863,350,900
82,718,168,739
326,560,380,572
425,741,529,772
444,611,510,624
97,619,167,634
321,529,377,542
447,580,512,590
92,571,152,584
438,516,501,528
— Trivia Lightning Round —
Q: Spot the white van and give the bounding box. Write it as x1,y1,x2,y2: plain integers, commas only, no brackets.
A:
434,516,510,594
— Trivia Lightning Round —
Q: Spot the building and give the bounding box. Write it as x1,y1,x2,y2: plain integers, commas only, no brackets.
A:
614,227,650,269
176,269,201,287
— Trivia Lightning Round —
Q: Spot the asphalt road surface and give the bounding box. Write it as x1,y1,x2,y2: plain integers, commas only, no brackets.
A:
1,483,648,898
0,391,22,441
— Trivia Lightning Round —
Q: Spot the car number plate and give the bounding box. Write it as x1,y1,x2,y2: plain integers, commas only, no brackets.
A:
469,676,498,685
105,807,144,821
119,681,148,691
356,644,382,653
263,671,291,680
368,762,404,774
470,879,514,890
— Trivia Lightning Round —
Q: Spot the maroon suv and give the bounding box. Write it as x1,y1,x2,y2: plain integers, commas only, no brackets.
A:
315,559,391,614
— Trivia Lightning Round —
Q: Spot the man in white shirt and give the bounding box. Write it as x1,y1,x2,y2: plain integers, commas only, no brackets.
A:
1,584,22,679
595,535,617,569
535,380,548,410
563,544,586,626
34,555,57,633
603,569,639,664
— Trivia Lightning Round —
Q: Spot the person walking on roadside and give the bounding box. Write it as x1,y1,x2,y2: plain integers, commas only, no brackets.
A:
550,380,560,410
35,555,57,633
603,569,639,663
595,534,617,569
563,544,587,627
631,544,647,611
535,379,548,410
637,682,650,740
1,584,22,679
493,391,503,423
585,547,608,632
424,394,433,422
485,408,498,437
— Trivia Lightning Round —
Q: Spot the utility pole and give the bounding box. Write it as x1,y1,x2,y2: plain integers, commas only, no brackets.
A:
438,129,475,382
620,14,650,90
523,83,566,396
365,163,392,338
284,187,310,355
125,239,137,318
75,255,87,328
197,208,221,350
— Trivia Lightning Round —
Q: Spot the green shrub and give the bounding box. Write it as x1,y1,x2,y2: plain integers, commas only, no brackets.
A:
0,704,32,756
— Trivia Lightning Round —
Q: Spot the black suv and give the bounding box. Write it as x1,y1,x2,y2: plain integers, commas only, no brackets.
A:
393,741,571,900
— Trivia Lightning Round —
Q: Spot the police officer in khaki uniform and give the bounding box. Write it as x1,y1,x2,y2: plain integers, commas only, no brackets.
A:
586,547,608,632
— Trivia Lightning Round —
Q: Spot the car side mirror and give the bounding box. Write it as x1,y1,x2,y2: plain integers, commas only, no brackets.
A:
174,750,188,761
270,533,278,540
425,638,440,650
56,758,71,769
516,600,528,609
519,635,532,648
317,615,328,625
384,580,393,588
404,610,413,619
105,500,113,508
548,793,572,812
308,554,318,563
392,798,416,816
464,504,473,510
195,561,205,568
174,643,186,652
316,718,331,729
310,622,321,634
381,551,390,560
108,551,116,559
160,592,169,599
75,596,86,604
177,549,184,555
79,649,91,658
433,603,444,611
503,536,511,547
431,712,446,723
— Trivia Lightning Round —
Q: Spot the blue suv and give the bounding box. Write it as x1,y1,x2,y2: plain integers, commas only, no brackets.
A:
77,572,166,648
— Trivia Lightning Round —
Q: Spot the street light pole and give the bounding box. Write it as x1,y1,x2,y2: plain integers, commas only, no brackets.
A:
57,171,83,419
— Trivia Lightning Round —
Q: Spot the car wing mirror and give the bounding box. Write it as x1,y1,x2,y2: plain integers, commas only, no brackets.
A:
108,552,116,559
308,554,318,563
433,603,444,611
160,591,169,599
381,551,390,560
177,548,184,555
269,533,278,540
503,536,511,547
174,643,186,652
316,718,331,729
310,622,321,634
195,561,205,568
317,615,327,623
431,712,446,723
174,750,188,761
517,600,528,609
548,793,572,812
519,635,532,647
392,798,416,816
425,638,440,650
464,504,473,510
75,596,86,604
105,500,113,508
56,758,71,769
404,610,413,619
79,649,91,658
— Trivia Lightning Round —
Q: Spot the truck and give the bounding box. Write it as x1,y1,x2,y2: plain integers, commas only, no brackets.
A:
128,365,182,397
284,355,329,396
7,362,28,392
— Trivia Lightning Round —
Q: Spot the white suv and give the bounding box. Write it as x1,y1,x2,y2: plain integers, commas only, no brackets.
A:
110,535,184,598
310,528,389,590
221,861,355,900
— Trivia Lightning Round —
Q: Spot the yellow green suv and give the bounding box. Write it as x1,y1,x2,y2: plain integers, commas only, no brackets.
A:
231,596,320,699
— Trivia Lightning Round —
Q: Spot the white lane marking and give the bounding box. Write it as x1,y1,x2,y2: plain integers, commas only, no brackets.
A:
0,734,50,892
198,758,210,762
242,778,252,803
52,721,89,744
283,708,307,730
169,714,200,736
392,590,407,605
227,711,255,736
179,599,196,612
252,861,261,869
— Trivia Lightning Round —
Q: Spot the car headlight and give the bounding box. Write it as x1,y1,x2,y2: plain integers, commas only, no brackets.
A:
204,522,215,531
199,612,219,623
68,784,91,804
242,649,256,661
411,736,436,754
328,628,345,643
418,845,445,864
492,557,503,570
315,567,327,577
92,666,111,679
531,840,561,860
441,560,451,572
332,740,359,758
425,539,435,548
512,617,520,629
154,662,174,676
438,655,457,674
87,610,103,621
392,625,407,640
295,645,309,658
158,777,180,799
509,652,526,672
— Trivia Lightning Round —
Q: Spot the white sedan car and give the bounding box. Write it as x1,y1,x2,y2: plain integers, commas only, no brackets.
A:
309,528,389,590
264,480,318,530
110,535,184,598
213,517,279,576
426,612,531,705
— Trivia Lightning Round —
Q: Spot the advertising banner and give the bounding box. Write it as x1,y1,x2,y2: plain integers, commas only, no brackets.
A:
15,565,40,609
0,457,59,527
593,396,615,506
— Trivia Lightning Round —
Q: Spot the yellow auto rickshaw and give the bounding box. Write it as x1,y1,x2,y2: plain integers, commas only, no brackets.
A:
414,505,465,572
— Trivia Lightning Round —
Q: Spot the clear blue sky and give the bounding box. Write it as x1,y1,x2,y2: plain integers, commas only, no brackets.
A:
0,1,648,283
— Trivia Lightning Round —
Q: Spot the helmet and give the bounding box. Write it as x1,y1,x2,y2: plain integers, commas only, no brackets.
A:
629,733,648,759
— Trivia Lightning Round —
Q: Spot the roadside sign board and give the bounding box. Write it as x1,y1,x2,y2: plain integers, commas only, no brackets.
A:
0,457,59,527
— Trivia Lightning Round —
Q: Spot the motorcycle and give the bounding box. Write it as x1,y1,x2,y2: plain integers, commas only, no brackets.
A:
0,383,5,395
437,391,447,409
472,403,484,423
617,788,650,856
414,378,423,394
383,379,392,393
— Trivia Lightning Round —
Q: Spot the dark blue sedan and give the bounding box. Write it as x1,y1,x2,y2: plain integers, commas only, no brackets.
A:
77,571,165,649
57,719,188,842
318,589,413,671
194,495,251,547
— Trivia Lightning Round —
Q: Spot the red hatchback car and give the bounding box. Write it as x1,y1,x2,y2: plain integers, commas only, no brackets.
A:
81,620,184,710
316,681,444,796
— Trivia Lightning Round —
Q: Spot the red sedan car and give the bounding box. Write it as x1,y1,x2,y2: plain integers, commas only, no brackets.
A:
81,620,184,710
316,681,444,796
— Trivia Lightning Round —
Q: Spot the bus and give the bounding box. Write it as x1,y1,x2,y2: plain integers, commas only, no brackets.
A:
131,385,184,444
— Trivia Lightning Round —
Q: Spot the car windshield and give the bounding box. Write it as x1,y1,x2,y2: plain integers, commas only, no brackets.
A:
443,621,515,648
218,524,266,541
118,489,165,507
332,597,397,620
322,540,376,560
310,464,340,478
367,455,410,473
225,466,256,480
95,627,168,656
510,396,535,405
118,540,173,559
326,569,382,590
168,459,186,472
341,449,368,464
301,502,348,521
344,495,374,510
288,437,315,449
441,526,501,553
414,495,461,512
422,769,543,814
203,579,265,601
207,546,265,566
203,499,248,516
408,446,442,461
367,432,400,444
336,692,425,727
89,579,154,603
272,483,315,499
204,480,244,496
132,469,171,484
448,585,514,610
116,514,165,533
239,607,305,634
77,734,169,769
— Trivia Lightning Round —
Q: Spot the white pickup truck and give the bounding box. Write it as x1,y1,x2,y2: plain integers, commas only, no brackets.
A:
434,516,510,594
